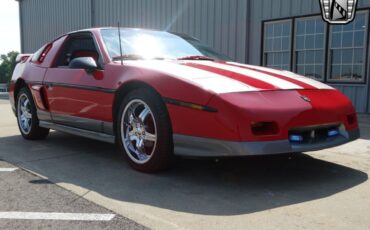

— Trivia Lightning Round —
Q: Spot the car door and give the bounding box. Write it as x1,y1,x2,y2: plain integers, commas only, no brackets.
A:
43,32,114,134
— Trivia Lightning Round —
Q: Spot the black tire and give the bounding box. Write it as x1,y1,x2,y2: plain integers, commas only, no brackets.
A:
16,87,49,140
116,88,173,173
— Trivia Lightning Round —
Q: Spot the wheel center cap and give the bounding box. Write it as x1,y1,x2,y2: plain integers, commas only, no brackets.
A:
132,122,145,136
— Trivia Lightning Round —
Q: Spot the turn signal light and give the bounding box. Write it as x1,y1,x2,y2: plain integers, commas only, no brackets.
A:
251,122,279,136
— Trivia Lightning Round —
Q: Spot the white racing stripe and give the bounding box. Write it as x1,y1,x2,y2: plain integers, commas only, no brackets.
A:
0,168,18,172
0,212,115,221
196,61,303,90
228,62,334,90
125,60,257,94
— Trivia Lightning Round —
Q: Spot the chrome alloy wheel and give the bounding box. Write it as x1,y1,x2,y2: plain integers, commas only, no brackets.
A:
121,99,157,164
17,93,32,135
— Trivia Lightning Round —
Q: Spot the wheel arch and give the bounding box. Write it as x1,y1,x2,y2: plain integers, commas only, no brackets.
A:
13,78,28,110
112,80,170,135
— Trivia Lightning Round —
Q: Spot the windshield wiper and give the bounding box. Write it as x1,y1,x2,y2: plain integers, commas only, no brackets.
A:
177,55,215,61
113,54,168,61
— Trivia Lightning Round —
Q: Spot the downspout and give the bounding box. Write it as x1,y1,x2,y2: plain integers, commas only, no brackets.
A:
16,0,24,53
245,0,251,64
90,0,95,27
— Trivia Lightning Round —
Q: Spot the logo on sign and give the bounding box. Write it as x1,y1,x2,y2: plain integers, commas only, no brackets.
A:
319,0,358,24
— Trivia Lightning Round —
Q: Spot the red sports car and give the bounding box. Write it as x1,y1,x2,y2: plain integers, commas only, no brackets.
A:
9,28,359,172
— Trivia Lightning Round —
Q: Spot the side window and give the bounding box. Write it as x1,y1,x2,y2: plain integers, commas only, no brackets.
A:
31,43,52,64
55,34,100,67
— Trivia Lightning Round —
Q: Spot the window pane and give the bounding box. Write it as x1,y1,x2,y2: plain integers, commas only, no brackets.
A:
282,52,289,65
353,65,363,80
297,65,305,75
282,37,290,50
305,50,315,64
342,49,353,64
315,50,323,64
343,21,354,31
305,65,314,77
296,35,304,50
342,32,353,47
274,53,282,65
266,25,274,38
274,24,282,36
332,50,342,64
332,25,342,32
354,31,364,47
355,14,366,30
282,65,290,70
265,38,273,51
267,53,274,65
306,20,315,34
282,23,290,36
315,34,324,49
331,33,341,48
297,51,305,64
296,21,305,35
314,65,323,79
331,65,341,79
274,38,282,50
316,20,325,33
305,35,315,49
341,65,353,79
354,48,364,64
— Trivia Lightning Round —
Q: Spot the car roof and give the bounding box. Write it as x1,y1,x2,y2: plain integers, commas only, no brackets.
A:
48,27,197,46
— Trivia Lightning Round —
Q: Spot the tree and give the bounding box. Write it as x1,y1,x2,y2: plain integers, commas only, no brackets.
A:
0,51,19,83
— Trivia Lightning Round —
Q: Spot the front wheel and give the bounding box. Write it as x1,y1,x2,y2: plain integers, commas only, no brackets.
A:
16,87,49,140
116,88,173,173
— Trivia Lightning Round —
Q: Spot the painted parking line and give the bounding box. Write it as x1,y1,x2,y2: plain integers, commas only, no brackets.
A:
0,212,115,221
0,168,18,172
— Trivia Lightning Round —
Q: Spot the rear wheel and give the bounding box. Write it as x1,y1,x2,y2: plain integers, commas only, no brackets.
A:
16,87,49,140
116,88,173,173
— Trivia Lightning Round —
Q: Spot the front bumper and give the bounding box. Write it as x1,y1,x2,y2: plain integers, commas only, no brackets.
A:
173,128,360,157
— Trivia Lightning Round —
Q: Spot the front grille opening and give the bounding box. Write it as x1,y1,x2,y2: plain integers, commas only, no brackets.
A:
289,124,341,144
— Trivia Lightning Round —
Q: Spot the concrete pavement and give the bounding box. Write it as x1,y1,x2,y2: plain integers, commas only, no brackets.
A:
0,98,370,230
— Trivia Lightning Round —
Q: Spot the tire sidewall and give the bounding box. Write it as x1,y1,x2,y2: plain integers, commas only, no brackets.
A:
16,87,48,139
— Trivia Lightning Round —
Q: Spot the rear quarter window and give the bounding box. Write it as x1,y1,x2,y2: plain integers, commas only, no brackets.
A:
31,43,52,64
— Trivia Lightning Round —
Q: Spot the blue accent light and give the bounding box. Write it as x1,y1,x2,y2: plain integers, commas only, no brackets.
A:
289,134,303,142
328,129,339,137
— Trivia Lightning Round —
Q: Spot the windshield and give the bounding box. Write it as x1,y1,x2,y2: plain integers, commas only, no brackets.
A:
101,28,230,61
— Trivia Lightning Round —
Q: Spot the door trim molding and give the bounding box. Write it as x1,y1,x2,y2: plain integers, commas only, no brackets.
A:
45,82,115,93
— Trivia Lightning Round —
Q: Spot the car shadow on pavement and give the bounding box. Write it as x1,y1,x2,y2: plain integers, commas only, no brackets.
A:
358,114,370,140
0,132,367,216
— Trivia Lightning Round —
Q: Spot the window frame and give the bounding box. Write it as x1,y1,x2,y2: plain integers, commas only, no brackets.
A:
327,11,369,84
261,10,370,85
52,31,105,69
262,19,293,71
293,16,327,81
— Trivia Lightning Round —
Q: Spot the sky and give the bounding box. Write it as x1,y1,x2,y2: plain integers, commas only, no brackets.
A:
0,0,20,55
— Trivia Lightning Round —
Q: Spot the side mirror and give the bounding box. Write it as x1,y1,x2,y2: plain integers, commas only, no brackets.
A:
69,57,98,73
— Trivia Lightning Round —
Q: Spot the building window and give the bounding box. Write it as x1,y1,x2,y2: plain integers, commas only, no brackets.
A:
294,17,326,81
328,11,368,82
263,20,292,70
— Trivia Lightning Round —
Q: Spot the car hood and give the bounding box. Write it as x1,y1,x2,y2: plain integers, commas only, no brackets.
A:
123,60,334,94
